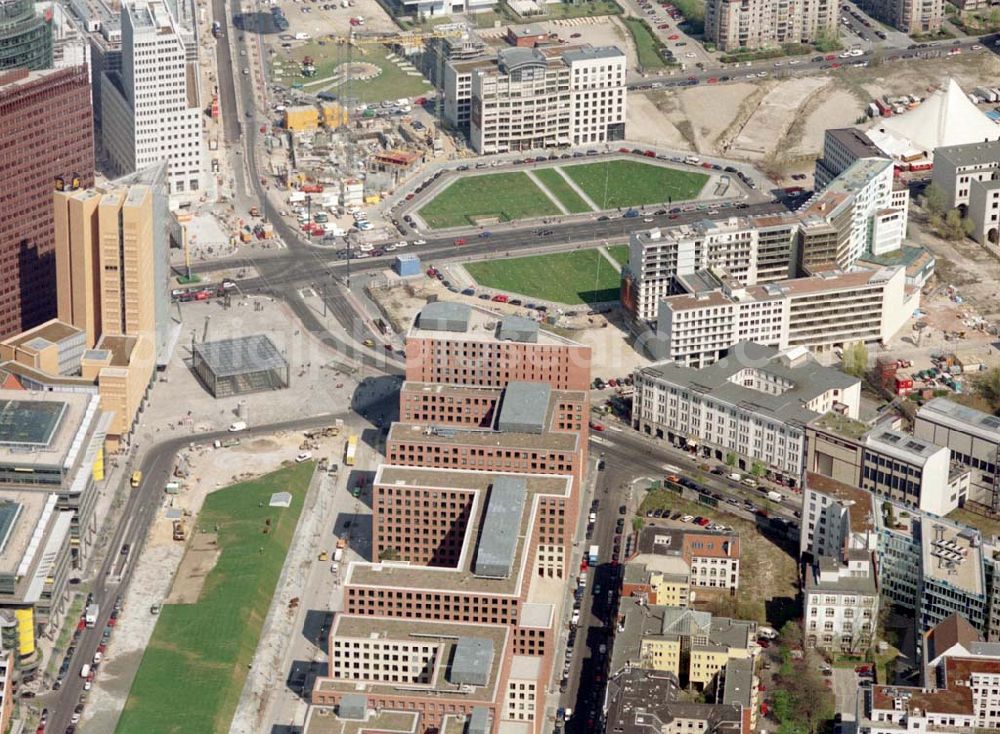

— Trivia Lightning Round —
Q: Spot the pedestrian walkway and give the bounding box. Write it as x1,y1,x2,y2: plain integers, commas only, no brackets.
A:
527,170,570,215
597,245,623,273
553,167,601,211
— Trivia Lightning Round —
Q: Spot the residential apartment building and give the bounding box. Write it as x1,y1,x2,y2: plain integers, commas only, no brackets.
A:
931,141,1000,247
652,266,909,367
625,525,742,594
815,129,885,189
0,66,94,340
856,0,942,34
705,0,837,51
101,0,203,198
404,303,591,391
799,471,878,562
797,157,908,268
469,45,626,154
806,412,969,517
623,159,908,327
604,669,751,734
804,550,879,652
914,398,1000,514
622,216,799,323
633,342,861,484
610,600,756,690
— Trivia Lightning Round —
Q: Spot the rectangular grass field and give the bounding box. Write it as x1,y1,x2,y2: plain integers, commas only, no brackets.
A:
607,244,630,267
418,172,560,229
532,168,593,213
563,160,708,210
114,461,314,734
465,248,621,305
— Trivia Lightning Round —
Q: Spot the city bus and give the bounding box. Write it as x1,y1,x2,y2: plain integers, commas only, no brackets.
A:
345,435,358,466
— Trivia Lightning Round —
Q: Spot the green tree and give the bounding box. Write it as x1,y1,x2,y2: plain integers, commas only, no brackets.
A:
921,182,949,216
882,500,895,527
750,461,766,478
780,620,803,648
632,516,645,533
935,208,974,240
841,341,869,377
976,367,1000,410
725,452,738,467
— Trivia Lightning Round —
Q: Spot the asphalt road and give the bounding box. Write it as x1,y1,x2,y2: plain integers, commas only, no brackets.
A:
44,414,349,733
631,37,993,90
558,418,802,734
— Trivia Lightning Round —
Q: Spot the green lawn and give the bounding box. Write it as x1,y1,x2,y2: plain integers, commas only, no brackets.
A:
115,462,314,734
418,172,560,228
465,248,621,305
533,168,593,213
669,0,705,33
525,0,621,19
608,244,630,267
563,160,708,209
622,17,668,70
274,42,431,103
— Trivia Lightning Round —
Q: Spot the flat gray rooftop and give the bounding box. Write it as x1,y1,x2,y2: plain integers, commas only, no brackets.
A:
0,399,67,447
474,477,527,579
496,381,551,435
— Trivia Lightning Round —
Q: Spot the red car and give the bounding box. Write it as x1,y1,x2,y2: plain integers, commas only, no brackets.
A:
855,664,873,675
644,150,656,157
426,268,438,278
405,193,415,200
668,33,680,39
824,54,836,60
454,238,466,246
707,77,718,84
590,422,605,432
697,517,711,526
492,294,509,303
618,147,630,153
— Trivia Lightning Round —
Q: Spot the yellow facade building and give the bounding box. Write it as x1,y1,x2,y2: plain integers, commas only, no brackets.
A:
0,182,158,451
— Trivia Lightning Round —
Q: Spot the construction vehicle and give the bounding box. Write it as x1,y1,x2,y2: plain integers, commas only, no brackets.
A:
173,520,187,541
130,470,143,488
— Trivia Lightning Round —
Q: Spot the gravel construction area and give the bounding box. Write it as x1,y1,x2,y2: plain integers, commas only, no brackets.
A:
729,77,831,159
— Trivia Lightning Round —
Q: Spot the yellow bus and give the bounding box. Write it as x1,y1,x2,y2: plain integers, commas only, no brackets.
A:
130,470,143,488
345,435,358,466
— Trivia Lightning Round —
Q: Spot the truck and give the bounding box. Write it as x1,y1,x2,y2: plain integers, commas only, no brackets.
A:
229,420,247,432
345,435,358,466
766,490,783,503
588,545,600,565
85,604,99,628
173,520,187,541
334,547,344,562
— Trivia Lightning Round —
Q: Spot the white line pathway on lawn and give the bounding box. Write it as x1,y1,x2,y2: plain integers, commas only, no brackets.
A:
552,166,601,211
597,245,623,273
526,170,570,215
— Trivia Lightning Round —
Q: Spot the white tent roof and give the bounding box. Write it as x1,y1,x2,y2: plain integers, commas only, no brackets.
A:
869,79,1000,157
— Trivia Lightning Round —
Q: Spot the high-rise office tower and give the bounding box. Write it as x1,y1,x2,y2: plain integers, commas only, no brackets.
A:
0,0,54,70
101,0,202,197
0,66,94,339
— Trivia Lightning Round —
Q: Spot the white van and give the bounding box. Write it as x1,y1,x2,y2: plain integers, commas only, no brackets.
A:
80,663,91,679
294,32,311,40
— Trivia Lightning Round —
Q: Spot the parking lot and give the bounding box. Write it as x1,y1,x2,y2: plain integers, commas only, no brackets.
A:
620,0,713,70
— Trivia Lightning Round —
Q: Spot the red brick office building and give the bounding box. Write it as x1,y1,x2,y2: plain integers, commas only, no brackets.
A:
0,66,94,338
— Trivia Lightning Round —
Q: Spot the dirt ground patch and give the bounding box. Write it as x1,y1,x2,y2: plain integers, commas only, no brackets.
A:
730,77,831,159
678,82,764,154
165,532,221,604
627,92,693,149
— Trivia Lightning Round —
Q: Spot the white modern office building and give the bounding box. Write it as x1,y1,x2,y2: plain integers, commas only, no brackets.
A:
651,266,909,368
469,45,626,154
632,342,861,484
101,0,203,199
